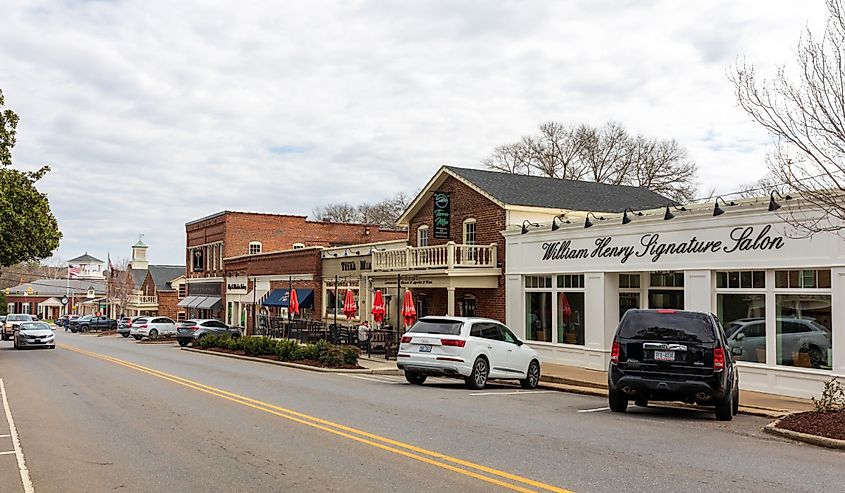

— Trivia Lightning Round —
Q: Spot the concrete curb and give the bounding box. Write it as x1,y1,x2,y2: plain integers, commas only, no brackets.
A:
181,347,401,375
137,339,178,345
763,414,845,449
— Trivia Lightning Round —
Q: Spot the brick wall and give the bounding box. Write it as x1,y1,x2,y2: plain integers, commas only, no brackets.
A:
158,291,179,319
405,176,507,322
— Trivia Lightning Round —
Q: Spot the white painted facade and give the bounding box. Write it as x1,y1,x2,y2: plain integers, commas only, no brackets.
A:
504,201,845,398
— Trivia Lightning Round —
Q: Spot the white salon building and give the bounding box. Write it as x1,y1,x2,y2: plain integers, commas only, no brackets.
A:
504,200,844,398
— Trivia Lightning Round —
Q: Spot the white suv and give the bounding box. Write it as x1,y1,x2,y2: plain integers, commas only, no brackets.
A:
130,317,176,340
397,316,541,390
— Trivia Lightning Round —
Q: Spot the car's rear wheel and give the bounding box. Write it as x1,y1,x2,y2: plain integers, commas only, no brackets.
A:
149,329,159,340
609,389,628,412
465,357,489,390
715,390,734,421
133,335,142,341
231,332,240,340
81,325,89,332
121,332,129,338
178,340,189,347
520,360,541,389
405,372,427,385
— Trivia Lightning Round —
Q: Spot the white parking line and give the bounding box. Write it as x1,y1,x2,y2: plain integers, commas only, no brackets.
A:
0,379,35,493
343,375,403,384
0,434,10,438
577,406,610,413
470,390,557,396
0,450,16,455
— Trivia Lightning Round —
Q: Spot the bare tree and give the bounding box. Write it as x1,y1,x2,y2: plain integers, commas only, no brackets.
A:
732,0,845,235
735,174,780,199
109,258,135,317
483,121,698,201
359,192,411,228
311,203,360,223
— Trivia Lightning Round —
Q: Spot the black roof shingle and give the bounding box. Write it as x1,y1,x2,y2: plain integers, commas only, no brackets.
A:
446,166,670,213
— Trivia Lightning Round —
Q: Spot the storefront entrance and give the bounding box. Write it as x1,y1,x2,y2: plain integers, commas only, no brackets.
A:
647,272,684,310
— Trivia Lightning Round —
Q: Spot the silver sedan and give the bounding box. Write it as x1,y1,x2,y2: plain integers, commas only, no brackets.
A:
14,321,56,349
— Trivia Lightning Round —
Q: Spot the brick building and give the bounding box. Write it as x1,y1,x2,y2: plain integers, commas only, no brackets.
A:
368,166,669,324
183,211,406,323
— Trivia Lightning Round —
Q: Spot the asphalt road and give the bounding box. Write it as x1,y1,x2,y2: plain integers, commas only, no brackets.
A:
0,330,841,493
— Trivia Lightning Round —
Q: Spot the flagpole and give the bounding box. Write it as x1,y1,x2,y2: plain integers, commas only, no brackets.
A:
65,265,70,316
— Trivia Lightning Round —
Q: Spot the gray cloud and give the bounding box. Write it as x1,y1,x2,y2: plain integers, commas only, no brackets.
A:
0,0,830,264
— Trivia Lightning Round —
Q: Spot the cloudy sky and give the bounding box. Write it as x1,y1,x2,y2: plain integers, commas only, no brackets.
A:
1,0,830,265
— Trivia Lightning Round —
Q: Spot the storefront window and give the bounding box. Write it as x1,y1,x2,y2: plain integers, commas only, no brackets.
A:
775,269,831,289
557,292,585,345
525,276,552,289
717,270,765,289
775,294,832,370
650,272,684,287
525,292,552,342
719,294,766,363
619,292,640,320
619,274,640,289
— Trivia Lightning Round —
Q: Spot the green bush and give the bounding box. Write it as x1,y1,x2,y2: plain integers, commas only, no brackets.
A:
314,339,330,360
813,377,845,413
242,336,276,356
321,346,345,367
275,339,299,361
341,346,358,366
198,334,220,349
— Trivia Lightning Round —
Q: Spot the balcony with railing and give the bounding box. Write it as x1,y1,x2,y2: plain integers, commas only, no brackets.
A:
373,243,498,272
128,295,158,306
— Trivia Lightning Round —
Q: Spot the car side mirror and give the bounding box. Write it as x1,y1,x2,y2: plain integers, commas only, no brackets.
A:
731,346,743,356
735,333,745,341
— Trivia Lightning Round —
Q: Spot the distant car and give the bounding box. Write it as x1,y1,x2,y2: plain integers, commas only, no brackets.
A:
118,316,140,338
176,319,241,347
13,321,55,349
3,314,34,341
727,317,832,368
608,309,740,421
130,317,176,340
0,316,5,326
396,316,542,390
71,315,117,332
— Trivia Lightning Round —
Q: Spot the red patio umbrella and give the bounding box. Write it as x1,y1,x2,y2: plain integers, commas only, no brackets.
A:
343,289,357,319
560,293,572,325
371,289,385,324
289,288,300,317
401,289,417,328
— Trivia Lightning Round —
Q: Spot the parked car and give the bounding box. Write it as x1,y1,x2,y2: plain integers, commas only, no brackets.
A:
175,319,241,347
727,317,832,368
70,315,118,332
0,316,5,326
395,316,542,390
608,309,740,421
3,314,34,341
118,316,140,338
13,321,55,350
130,317,176,340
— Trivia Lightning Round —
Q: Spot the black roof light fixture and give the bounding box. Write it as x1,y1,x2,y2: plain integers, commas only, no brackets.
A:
712,196,737,217
584,212,606,229
521,220,541,235
551,214,571,231
768,190,792,212
621,208,643,225
663,202,687,221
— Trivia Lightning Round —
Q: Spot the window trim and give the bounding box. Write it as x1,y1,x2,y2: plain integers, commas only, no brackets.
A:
417,225,429,247
462,218,477,245
248,241,262,255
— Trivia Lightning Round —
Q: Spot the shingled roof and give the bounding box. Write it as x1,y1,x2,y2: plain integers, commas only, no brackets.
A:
444,166,670,212
148,265,185,291
67,253,104,264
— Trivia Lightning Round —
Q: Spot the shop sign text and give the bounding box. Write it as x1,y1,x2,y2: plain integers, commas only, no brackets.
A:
541,225,785,264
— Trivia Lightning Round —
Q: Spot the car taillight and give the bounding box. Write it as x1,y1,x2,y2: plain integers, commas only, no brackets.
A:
400,336,412,344
713,347,725,371
611,340,620,363
656,309,676,314
138,324,147,329
440,339,466,347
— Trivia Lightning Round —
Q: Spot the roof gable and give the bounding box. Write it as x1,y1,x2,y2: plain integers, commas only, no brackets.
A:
68,253,104,264
148,265,186,291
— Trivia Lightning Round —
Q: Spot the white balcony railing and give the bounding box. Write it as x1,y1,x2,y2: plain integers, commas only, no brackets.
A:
129,295,158,305
373,243,497,271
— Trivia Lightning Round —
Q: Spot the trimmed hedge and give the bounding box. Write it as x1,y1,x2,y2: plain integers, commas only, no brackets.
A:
196,335,358,368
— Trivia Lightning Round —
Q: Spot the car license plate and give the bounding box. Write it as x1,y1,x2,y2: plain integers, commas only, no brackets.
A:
419,345,432,353
654,350,675,361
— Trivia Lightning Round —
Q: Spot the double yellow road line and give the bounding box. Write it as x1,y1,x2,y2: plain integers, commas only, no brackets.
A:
64,345,573,493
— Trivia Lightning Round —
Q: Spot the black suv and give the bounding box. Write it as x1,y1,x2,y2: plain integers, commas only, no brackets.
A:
608,309,740,421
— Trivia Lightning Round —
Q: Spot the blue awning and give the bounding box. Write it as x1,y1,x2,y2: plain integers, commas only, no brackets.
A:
262,289,314,309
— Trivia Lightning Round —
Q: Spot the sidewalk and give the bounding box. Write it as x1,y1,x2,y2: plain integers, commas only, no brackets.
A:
363,354,813,417
540,362,814,417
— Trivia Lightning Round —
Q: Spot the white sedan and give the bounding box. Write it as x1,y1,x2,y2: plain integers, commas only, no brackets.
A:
130,316,176,340
397,316,541,390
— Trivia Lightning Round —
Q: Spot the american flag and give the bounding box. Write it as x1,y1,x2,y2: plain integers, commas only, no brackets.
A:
68,266,81,278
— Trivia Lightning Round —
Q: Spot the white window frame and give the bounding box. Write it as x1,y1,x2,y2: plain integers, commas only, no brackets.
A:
292,243,305,250
249,242,262,255
417,225,429,247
